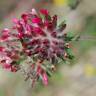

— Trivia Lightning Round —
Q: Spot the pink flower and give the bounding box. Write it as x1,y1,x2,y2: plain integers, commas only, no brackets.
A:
0,8,74,86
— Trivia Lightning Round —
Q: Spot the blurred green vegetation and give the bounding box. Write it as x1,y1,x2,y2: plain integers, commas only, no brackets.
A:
77,15,96,53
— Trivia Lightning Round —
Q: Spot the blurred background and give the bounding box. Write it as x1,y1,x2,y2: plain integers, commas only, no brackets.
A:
0,0,96,96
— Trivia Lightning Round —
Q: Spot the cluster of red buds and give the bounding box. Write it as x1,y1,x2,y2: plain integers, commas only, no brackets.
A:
0,9,74,86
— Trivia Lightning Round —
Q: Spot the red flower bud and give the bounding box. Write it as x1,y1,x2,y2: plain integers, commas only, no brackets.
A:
40,9,49,15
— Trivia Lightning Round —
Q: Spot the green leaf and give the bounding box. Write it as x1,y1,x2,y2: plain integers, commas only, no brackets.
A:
40,14,51,21
65,32,75,41
46,70,52,77
66,48,74,60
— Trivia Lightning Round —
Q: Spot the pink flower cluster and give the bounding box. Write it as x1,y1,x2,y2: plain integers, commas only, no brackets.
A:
0,9,71,86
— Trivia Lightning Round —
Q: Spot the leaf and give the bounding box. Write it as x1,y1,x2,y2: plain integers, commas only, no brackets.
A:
65,32,75,41
46,70,52,77
58,20,66,31
66,48,74,60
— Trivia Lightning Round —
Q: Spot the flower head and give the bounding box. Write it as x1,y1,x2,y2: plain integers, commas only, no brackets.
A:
0,9,75,86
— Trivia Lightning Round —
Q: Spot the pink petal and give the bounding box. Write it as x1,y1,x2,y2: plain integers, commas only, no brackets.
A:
3,63,11,69
12,18,18,24
0,47,5,52
2,28,10,36
40,9,49,15
31,8,37,15
32,18,41,23
42,72,48,85
21,13,28,23
33,27,46,36
37,66,41,75
1,35,9,41
2,28,10,33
